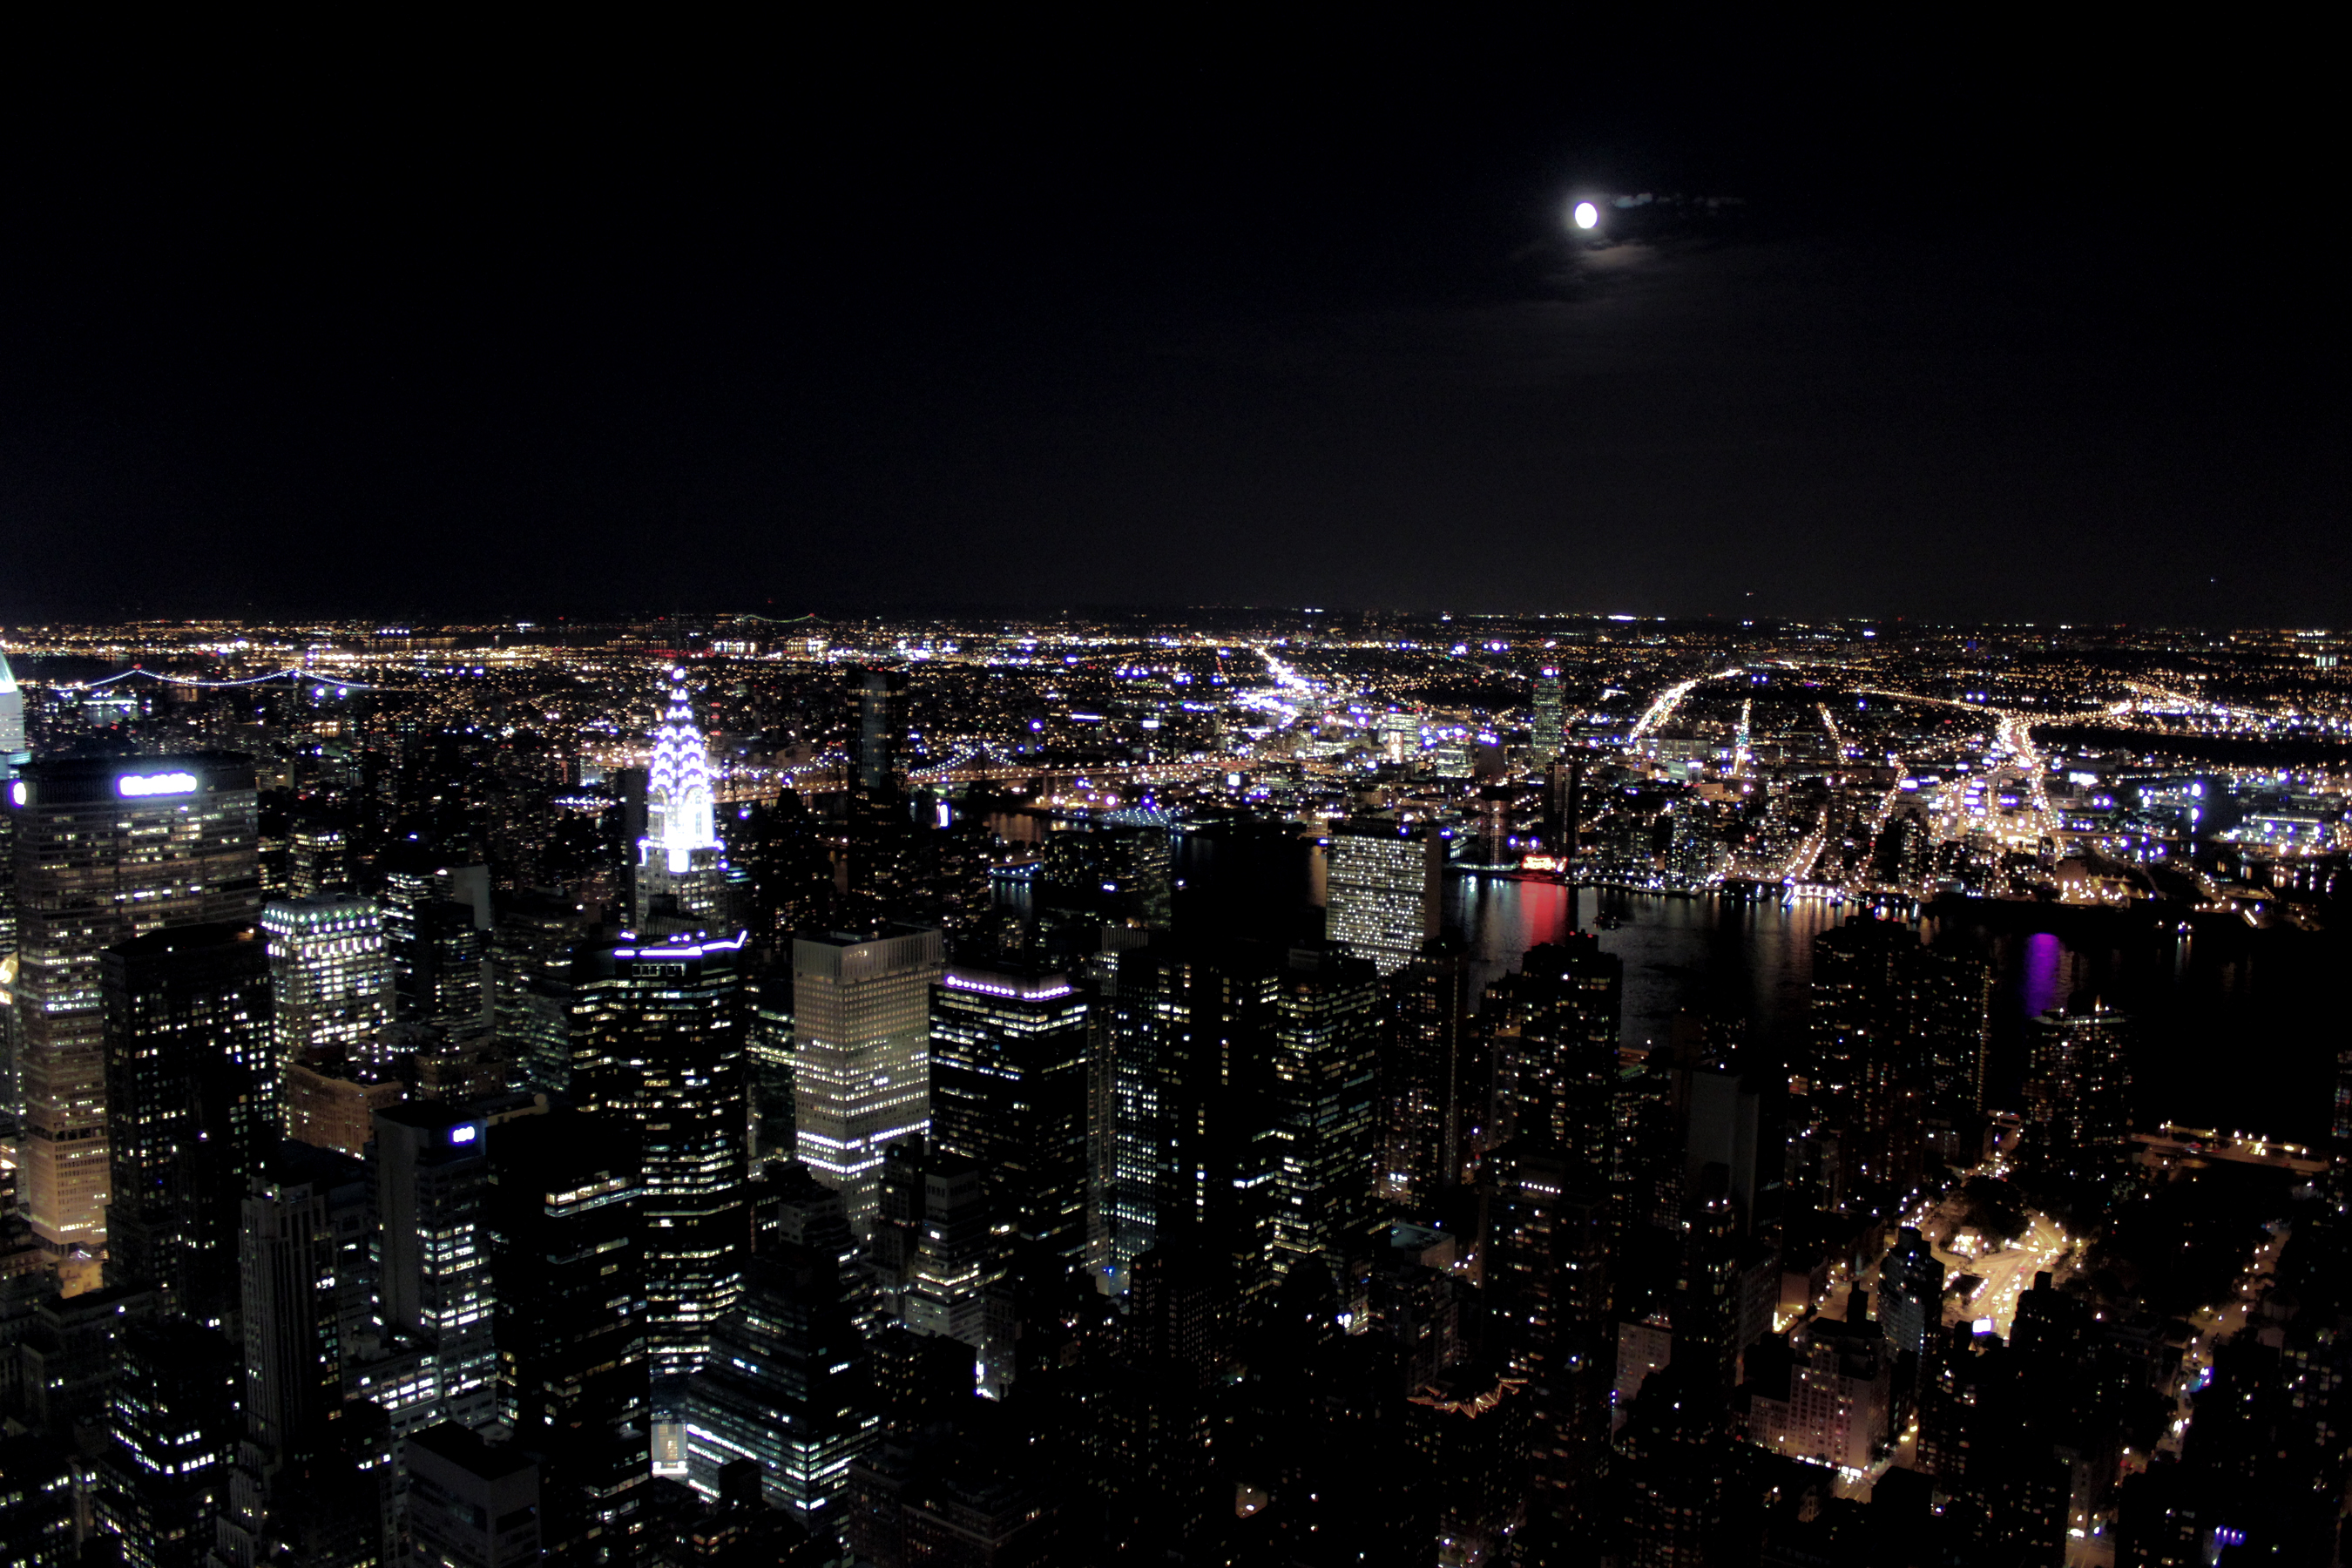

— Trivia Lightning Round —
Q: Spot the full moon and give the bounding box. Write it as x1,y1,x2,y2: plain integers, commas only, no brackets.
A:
1572,200,1599,230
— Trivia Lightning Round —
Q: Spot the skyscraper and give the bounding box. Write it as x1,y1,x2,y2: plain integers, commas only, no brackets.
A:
682,1233,878,1525
260,895,392,1077
100,923,275,1321
852,666,907,796
790,926,944,1233
1486,936,1623,1171
234,1146,362,1475
633,670,735,934
374,1100,519,1428
1105,936,1282,1302
489,889,584,1098
8,754,260,1255
0,650,24,759
487,1109,650,1565
870,1136,1009,1395
1267,944,1381,1269
929,964,1091,1281
1382,935,1478,1204
1324,816,1443,977
94,1316,239,1568
1531,666,1565,763
2021,1003,2134,1195
573,929,751,1380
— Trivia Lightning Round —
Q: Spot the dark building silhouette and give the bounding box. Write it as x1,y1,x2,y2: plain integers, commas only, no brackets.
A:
487,1109,651,1565
101,923,276,1322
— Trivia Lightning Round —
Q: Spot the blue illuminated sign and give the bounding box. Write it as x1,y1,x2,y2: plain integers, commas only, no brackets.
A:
449,1124,480,1146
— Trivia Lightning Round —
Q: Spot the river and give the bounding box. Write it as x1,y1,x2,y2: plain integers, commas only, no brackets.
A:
1449,875,2343,1146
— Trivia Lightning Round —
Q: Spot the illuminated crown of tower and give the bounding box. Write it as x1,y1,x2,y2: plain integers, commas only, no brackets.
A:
645,667,720,872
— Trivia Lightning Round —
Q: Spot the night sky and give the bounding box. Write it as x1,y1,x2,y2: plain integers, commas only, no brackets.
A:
3,24,2342,624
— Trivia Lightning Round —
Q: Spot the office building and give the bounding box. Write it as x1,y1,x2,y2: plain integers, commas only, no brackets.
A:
237,1146,365,1464
1486,936,1623,1173
260,895,392,1076
1267,944,1381,1267
573,930,749,1380
406,1423,542,1568
1531,667,1564,763
683,1236,879,1524
287,816,349,898
1485,1142,1614,1537
1876,1226,1943,1373
100,923,274,1321
1741,1299,1895,1472
791,926,944,1233
0,652,23,760
852,666,907,795
487,1110,650,1564
1325,816,1443,977
382,862,494,1044
633,670,736,934
95,1317,239,1568
8,754,260,1254
376,1100,538,1429
1037,823,1173,929
490,889,584,1098
1105,937,1282,1301
870,1136,1008,1396
929,964,1090,1279
0,1431,73,1565
1383,935,1477,1203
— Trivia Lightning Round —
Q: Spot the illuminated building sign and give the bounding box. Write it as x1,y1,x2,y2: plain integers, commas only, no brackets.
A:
7,781,22,807
117,771,200,798
449,1123,480,1146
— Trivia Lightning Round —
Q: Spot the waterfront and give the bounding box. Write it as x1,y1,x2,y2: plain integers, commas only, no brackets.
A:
1450,876,2344,1145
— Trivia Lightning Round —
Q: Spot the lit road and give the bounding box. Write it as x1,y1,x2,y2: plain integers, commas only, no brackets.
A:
1628,666,1746,741
1930,1212,2072,1341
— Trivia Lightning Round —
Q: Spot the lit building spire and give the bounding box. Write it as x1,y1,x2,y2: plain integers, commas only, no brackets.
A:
645,667,720,875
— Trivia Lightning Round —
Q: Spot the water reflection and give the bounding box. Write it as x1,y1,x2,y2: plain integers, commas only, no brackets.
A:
1445,877,2338,1144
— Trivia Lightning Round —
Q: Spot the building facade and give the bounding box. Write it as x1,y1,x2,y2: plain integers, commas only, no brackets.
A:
929,965,1090,1280
8,754,260,1254
1324,817,1443,977
574,930,751,1381
260,895,392,1077
790,927,944,1233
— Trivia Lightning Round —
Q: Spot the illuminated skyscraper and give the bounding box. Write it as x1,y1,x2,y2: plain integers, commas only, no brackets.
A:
101,923,275,1322
682,1231,876,1525
573,931,751,1381
633,670,735,934
1325,816,1443,977
851,666,907,796
8,754,260,1255
1105,937,1282,1300
260,896,393,1078
490,889,585,1098
1267,945,1382,1268
1531,667,1564,763
790,926,944,1233
1384,935,1477,1203
1486,936,1622,1171
0,650,24,759
375,1101,525,1428
929,965,1091,1279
